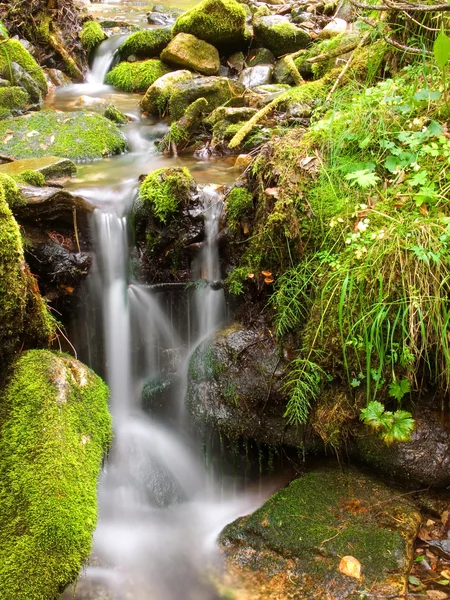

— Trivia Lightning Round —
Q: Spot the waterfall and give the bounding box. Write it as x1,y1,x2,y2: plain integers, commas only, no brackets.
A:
87,34,128,86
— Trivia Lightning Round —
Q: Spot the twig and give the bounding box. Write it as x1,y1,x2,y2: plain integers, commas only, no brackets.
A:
326,30,372,102
72,206,80,253
350,0,450,11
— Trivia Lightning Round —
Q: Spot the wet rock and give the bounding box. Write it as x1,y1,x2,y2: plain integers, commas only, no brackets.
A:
44,68,72,88
319,17,348,39
219,466,421,600
168,76,245,120
103,104,129,124
0,39,47,97
0,156,77,179
161,33,220,76
273,55,297,84
186,324,317,446
253,15,312,56
147,12,175,26
118,28,173,60
10,62,43,105
75,95,107,108
354,410,450,488
239,65,273,88
246,47,276,67
0,110,127,161
206,106,258,144
235,154,252,168
173,0,249,49
291,9,311,23
227,51,245,74
140,69,194,115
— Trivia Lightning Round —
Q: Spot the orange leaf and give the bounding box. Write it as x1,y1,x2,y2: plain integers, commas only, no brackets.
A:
338,556,361,579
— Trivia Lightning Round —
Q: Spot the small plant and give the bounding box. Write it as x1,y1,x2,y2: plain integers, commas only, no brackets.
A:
283,359,327,425
360,401,414,444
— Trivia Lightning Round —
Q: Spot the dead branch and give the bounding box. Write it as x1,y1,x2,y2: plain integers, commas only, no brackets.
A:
350,0,450,11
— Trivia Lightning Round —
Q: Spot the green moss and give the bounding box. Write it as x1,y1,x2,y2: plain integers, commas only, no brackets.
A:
0,350,112,600
0,107,11,120
103,104,128,124
0,39,47,94
13,169,46,186
0,183,55,369
118,28,172,59
0,20,8,38
226,187,253,230
172,0,247,47
0,174,25,209
80,21,106,54
253,18,311,56
139,166,194,224
0,86,28,111
105,59,172,92
168,121,190,143
140,70,193,115
0,110,127,161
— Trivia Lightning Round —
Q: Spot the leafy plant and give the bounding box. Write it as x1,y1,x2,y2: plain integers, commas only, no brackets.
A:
360,401,415,444
283,359,327,425
388,378,410,402
433,25,450,111
345,167,380,189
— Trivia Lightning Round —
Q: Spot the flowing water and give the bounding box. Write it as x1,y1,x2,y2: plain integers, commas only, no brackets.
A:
58,7,283,598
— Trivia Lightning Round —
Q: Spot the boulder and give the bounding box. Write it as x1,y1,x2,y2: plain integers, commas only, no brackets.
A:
105,59,172,92
161,33,220,76
75,95,107,108
0,350,112,600
354,409,450,488
80,21,107,54
103,104,129,124
273,56,297,84
246,47,276,67
168,76,245,120
118,28,172,60
44,68,72,88
239,65,273,88
253,15,312,56
220,466,421,600
10,62,43,105
206,106,258,144
0,156,77,179
0,86,29,115
0,110,127,161
319,17,348,39
140,69,194,115
172,0,249,49
0,39,47,96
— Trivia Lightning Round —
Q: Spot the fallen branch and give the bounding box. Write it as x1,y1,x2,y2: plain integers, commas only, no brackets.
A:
350,0,450,11
326,30,372,102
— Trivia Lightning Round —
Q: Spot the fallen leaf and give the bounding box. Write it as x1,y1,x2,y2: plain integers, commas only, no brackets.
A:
409,574,422,586
264,187,280,198
243,222,249,234
338,556,361,579
40,144,47,151
3,133,13,143
50,135,55,144
60,285,74,294
426,591,448,599
441,570,450,580
26,130,39,137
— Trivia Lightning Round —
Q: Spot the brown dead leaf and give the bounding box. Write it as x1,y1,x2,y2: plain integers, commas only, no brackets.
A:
441,570,450,580
60,285,74,294
338,556,361,579
418,528,432,541
420,204,429,216
242,222,249,234
426,591,448,600
3,133,13,144
40,144,47,151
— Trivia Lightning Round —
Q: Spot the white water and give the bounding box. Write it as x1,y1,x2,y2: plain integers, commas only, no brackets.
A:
87,35,128,86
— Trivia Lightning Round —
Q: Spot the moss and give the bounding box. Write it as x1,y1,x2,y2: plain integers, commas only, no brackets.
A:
0,350,112,600
13,169,46,186
118,28,172,59
140,69,193,115
80,21,106,54
0,173,25,209
168,121,190,144
139,166,194,224
0,183,56,370
160,32,220,76
0,86,28,111
0,107,11,120
103,104,128,124
172,0,248,48
0,110,127,161
226,186,253,230
0,39,47,94
0,20,8,38
105,59,172,92
253,18,311,56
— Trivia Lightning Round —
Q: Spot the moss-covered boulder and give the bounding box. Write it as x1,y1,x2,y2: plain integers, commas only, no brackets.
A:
220,467,421,600
0,110,127,161
105,59,172,92
206,106,258,145
168,76,245,120
118,28,172,60
253,15,312,56
0,173,25,209
0,350,112,600
0,156,77,179
80,21,107,54
103,104,129,124
0,39,47,96
172,0,249,49
0,86,29,115
0,182,55,370
161,33,220,76
132,167,203,282
140,69,193,115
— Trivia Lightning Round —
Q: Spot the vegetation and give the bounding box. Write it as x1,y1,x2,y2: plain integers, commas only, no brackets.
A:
0,86,28,113
0,350,112,600
105,60,172,92
139,167,194,224
0,173,25,209
118,28,172,59
225,187,254,231
0,39,47,94
80,20,106,54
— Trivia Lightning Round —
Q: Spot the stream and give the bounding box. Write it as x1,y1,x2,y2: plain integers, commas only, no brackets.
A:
56,4,283,599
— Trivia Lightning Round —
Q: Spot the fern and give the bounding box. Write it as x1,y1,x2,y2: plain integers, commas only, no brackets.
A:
283,359,326,425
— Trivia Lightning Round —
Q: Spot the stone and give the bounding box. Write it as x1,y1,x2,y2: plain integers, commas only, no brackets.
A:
105,59,173,92
253,15,312,56
172,0,249,49
235,154,252,168
227,51,245,73
355,410,450,488
75,95,107,108
220,466,421,600
161,33,220,76
273,55,296,84
239,65,273,88
103,104,129,124
10,62,42,105
140,69,194,115
147,12,174,26
0,86,29,114
118,28,172,60
0,156,77,179
44,68,72,88
246,47,276,67
290,8,311,24
318,17,348,39
14,185,92,227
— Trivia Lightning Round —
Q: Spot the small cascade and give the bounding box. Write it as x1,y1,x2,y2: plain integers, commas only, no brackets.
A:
87,34,128,86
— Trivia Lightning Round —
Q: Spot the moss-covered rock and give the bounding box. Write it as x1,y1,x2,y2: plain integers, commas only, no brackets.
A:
253,15,312,56
0,173,25,209
172,0,248,49
0,110,127,161
80,21,107,54
140,69,193,115
103,104,128,124
246,47,276,67
0,156,77,179
0,39,47,95
0,182,55,370
168,76,245,120
0,86,29,112
118,28,172,60
220,467,421,600
105,59,172,92
139,166,194,224
206,106,258,144
161,33,220,76
13,169,46,186
0,350,112,600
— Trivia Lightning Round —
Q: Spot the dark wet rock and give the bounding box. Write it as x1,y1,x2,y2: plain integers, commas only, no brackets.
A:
239,65,273,88
161,33,220,76
273,56,297,84
186,324,319,447
253,15,312,56
0,156,77,179
246,47,276,67
354,410,450,488
291,8,311,23
10,62,43,105
44,68,72,88
220,466,421,600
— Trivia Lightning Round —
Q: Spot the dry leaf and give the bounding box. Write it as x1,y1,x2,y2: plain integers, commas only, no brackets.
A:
26,130,39,137
441,570,450,580
40,144,47,151
60,285,74,294
3,133,13,143
426,591,448,600
338,556,361,579
243,222,249,234
264,187,280,198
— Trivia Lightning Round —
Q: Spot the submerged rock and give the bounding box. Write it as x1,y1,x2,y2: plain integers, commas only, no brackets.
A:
0,110,127,161
220,466,421,600
0,350,112,599
161,33,220,76
253,15,312,56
